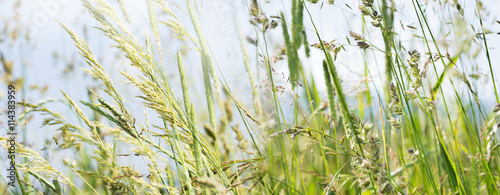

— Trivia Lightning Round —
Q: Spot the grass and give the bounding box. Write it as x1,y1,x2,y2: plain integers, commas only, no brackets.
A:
1,0,500,194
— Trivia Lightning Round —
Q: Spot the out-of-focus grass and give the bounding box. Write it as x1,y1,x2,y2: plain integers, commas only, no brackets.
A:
1,0,500,194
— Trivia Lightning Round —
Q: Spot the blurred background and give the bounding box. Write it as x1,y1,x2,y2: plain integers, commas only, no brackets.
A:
1,0,500,191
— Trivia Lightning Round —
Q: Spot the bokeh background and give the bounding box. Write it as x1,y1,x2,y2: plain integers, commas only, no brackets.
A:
1,0,500,191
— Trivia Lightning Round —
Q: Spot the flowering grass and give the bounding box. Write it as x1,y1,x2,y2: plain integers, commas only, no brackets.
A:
1,0,500,194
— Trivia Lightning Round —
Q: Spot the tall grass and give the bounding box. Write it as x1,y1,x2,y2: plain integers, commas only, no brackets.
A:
2,0,500,194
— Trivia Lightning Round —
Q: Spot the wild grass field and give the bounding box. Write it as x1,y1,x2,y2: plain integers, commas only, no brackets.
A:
1,0,500,194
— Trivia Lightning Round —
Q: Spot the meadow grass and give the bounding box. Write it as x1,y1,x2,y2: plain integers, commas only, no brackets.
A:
1,0,500,194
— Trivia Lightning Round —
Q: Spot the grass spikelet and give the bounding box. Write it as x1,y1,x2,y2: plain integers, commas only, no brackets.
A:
231,125,248,150
177,51,204,178
280,12,298,86
192,177,226,194
322,60,337,119
250,0,260,17
186,0,218,143
0,137,81,193
349,31,369,50
116,0,132,23
236,21,263,119
146,0,164,64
